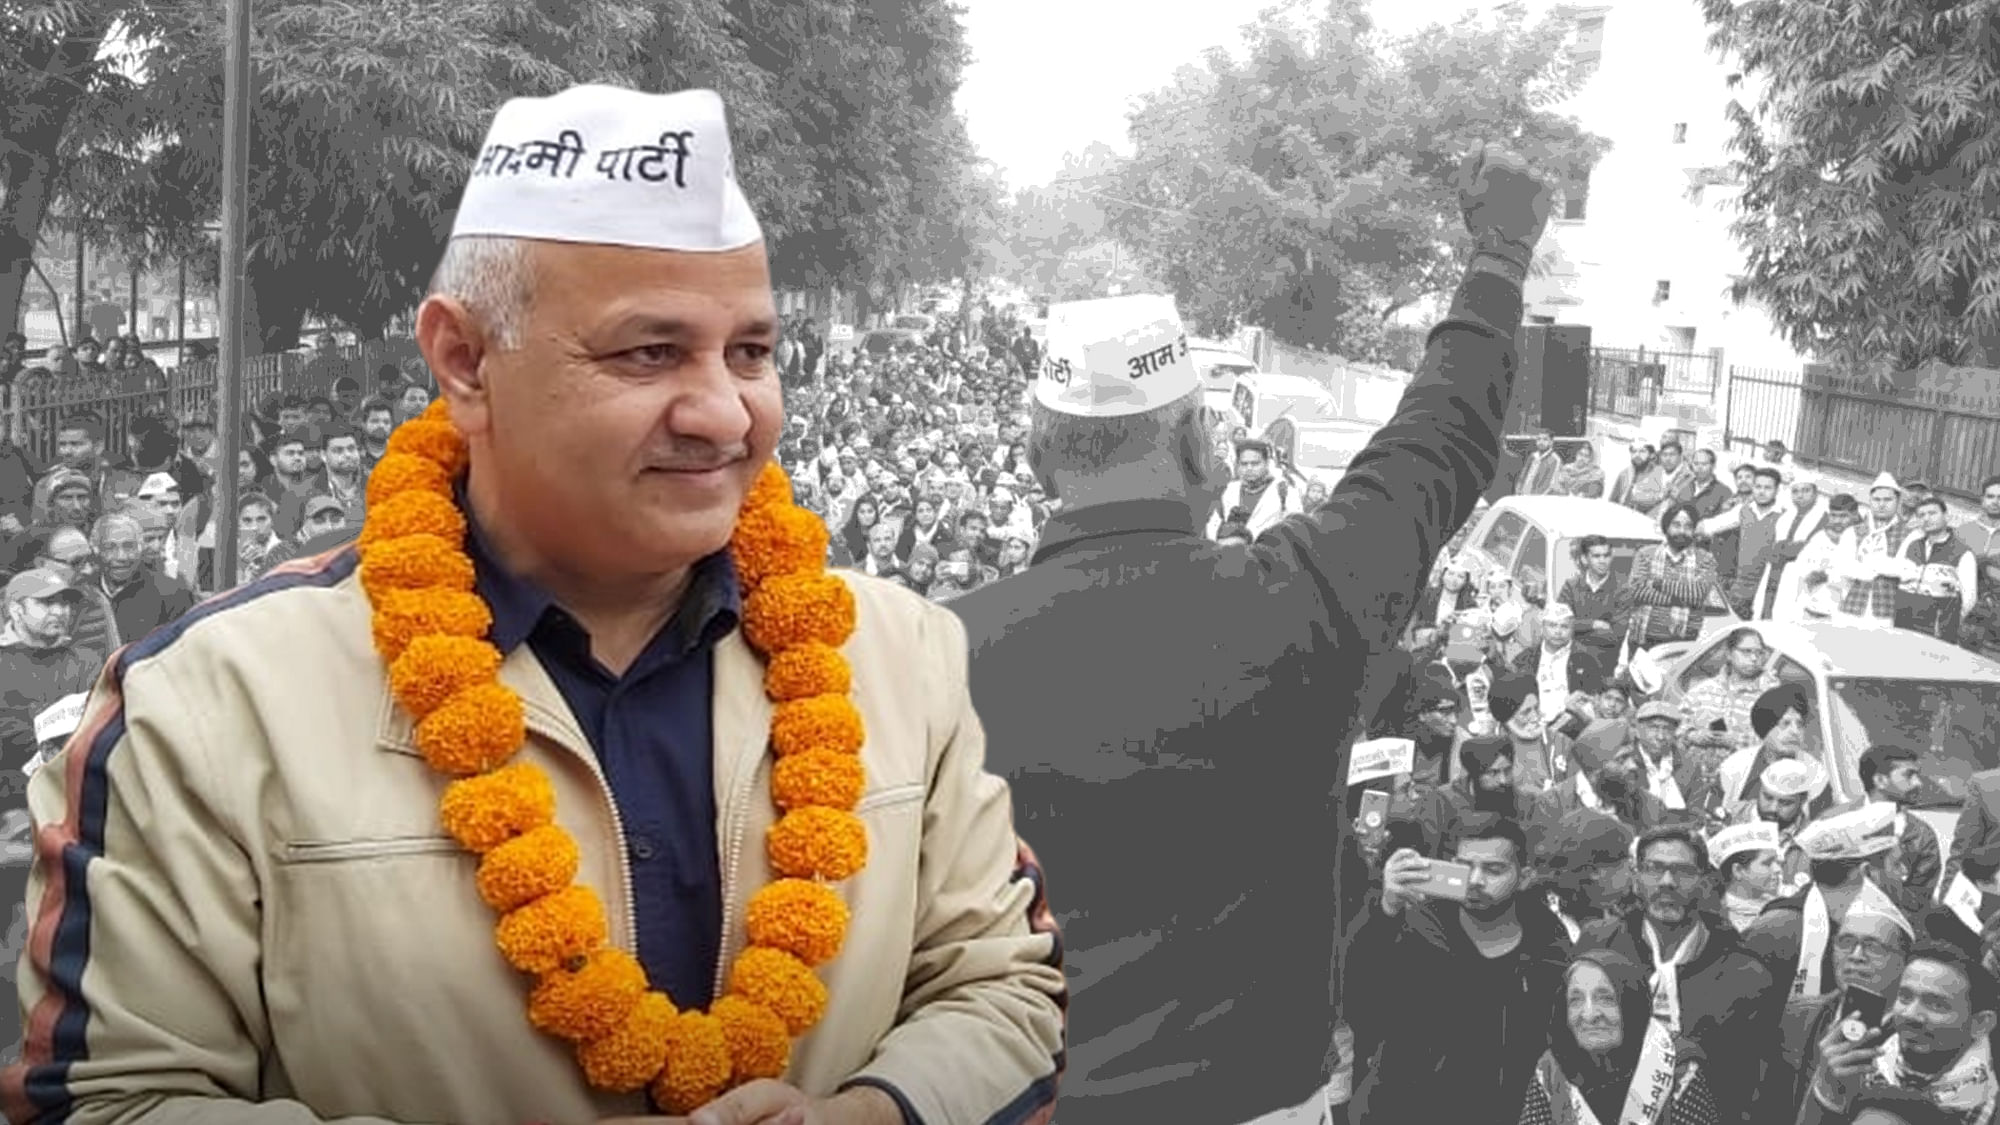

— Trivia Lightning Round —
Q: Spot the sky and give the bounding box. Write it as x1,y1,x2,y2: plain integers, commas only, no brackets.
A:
954,0,1525,192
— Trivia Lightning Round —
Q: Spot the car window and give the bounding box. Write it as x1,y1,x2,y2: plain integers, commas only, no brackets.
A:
1675,636,1731,694
1478,511,1530,568
1233,384,1256,427
1826,677,2000,808
1515,529,1549,606
1771,656,1814,686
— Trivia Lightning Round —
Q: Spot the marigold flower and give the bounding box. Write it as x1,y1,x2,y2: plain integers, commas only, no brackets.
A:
712,994,790,1082
494,885,607,974
727,947,829,1035
767,808,869,883
371,589,492,664
770,694,865,758
415,682,525,776
652,1011,733,1115
389,634,503,720
762,642,852,702
439,763,556,853
359,535,476,601
771,750,866,813
366,453,455,508
577,990,676,1092
731,504,831,593
742,573,857,652
385,416,469,478
744,879,850,966
743,461,795,514
359,489,468,552
528,947,647,1042
477,824,581,912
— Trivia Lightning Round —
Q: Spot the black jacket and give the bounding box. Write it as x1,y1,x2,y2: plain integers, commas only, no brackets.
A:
1577,912,1786,1125
950,267,1528,1124
1347,893,1572,1124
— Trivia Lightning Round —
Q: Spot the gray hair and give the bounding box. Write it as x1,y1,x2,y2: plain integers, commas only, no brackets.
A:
1025,390,1212,484
427,235,535,351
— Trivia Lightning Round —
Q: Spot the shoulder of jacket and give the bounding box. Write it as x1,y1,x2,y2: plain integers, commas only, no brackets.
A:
122,554,366,682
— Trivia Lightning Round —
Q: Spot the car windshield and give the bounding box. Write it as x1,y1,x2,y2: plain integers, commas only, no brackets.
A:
893,316,929,330
1825,677,2000,807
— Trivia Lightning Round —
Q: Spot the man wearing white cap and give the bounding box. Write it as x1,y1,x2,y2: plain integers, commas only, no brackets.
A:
1766,873,1915,1117
1836,472,1915,623
4,86,1064,1125
1743,802,1904,1004
951,146,1553,1124
1754,470,1830,618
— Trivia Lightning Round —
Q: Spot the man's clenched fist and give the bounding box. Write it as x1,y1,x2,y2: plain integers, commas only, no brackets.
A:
1457,144,1554,260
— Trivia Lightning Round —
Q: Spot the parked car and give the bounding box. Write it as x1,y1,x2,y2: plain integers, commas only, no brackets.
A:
1655,620,2000,839
1263,415,1375,493
1449,495,1721,617
891,313,936,335
859,328,924,356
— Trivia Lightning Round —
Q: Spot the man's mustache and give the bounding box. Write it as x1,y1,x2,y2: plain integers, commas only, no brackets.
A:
648,443,751,472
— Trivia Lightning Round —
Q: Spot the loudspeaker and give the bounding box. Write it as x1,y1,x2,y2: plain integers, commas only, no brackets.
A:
1481,324,1592,505
1506,324,1591,439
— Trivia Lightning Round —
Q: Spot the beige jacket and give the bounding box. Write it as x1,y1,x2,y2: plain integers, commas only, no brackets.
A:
2,550,1065,1125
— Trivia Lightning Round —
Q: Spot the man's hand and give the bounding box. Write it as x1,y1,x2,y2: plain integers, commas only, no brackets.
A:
1380,848,1433,917
1457,144,1554,257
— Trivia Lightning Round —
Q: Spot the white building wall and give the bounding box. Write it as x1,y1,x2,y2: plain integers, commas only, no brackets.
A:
1525,0,1807,370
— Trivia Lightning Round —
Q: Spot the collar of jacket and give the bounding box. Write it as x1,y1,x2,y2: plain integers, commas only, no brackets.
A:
1403,884,1571,959
1030,498,1198,565
1610,909,1743,976
374,600,777,841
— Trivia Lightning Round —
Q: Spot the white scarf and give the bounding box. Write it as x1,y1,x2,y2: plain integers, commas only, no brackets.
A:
1644,921,1701,1033
1643,751,1686,810
1551,1018,1683,1125
1871,1034,2000,1125
1796,884,1832,999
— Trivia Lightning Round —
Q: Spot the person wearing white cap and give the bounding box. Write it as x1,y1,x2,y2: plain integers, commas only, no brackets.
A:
1767,875,1916,1118
4,86,1065,1125
950,145,1556,1124
1743,802,1904,1004
1711,820,1785,933
1753,470,1831,618
1834,471,1915,623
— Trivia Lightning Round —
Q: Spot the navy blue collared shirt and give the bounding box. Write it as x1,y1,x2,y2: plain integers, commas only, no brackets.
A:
464,505,741,1012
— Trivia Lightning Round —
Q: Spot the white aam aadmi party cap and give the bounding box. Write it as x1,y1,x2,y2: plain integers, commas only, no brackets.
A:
1036,295,1199,418
449,85,761,253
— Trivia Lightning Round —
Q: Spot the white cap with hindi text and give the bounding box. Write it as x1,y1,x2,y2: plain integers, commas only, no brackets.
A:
1036,295,1199,418
450,85,761,253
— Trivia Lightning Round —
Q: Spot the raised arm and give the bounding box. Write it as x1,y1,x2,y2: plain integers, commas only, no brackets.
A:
1254,146,1553,658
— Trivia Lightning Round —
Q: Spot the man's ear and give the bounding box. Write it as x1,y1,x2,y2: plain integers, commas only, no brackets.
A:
416,296,492,435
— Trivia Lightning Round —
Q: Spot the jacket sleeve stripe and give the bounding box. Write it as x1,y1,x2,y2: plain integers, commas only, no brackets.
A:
0,548,360,1123
983,835,1066,1125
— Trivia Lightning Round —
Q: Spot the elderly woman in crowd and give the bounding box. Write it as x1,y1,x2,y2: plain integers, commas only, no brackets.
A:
1517,949,1721,1125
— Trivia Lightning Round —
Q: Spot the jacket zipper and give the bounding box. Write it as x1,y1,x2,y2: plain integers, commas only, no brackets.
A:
713,747,764,999
523,712,640,953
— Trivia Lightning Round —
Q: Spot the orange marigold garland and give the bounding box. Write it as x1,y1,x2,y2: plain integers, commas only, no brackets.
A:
357,405,867,1114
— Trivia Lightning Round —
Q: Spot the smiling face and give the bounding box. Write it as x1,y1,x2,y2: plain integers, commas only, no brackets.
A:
427,240,781,583
1566,961,1623,1055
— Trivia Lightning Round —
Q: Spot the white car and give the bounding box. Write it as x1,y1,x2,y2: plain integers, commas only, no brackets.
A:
1452,495,1685,615
1656,620,2000,840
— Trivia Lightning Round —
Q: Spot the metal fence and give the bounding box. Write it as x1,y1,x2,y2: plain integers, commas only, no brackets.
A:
1720,364,1804,458
4,339,427,465
1587,346,1724,422
1796,370,2000,503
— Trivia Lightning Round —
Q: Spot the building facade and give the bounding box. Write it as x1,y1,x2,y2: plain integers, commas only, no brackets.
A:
1526,0,1807,369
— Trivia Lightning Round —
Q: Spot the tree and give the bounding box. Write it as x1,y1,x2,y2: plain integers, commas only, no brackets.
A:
1105,0,1607,358
1,3,155,344
1699,0,2000,373
12,0,989,352
1004,143,1115,295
